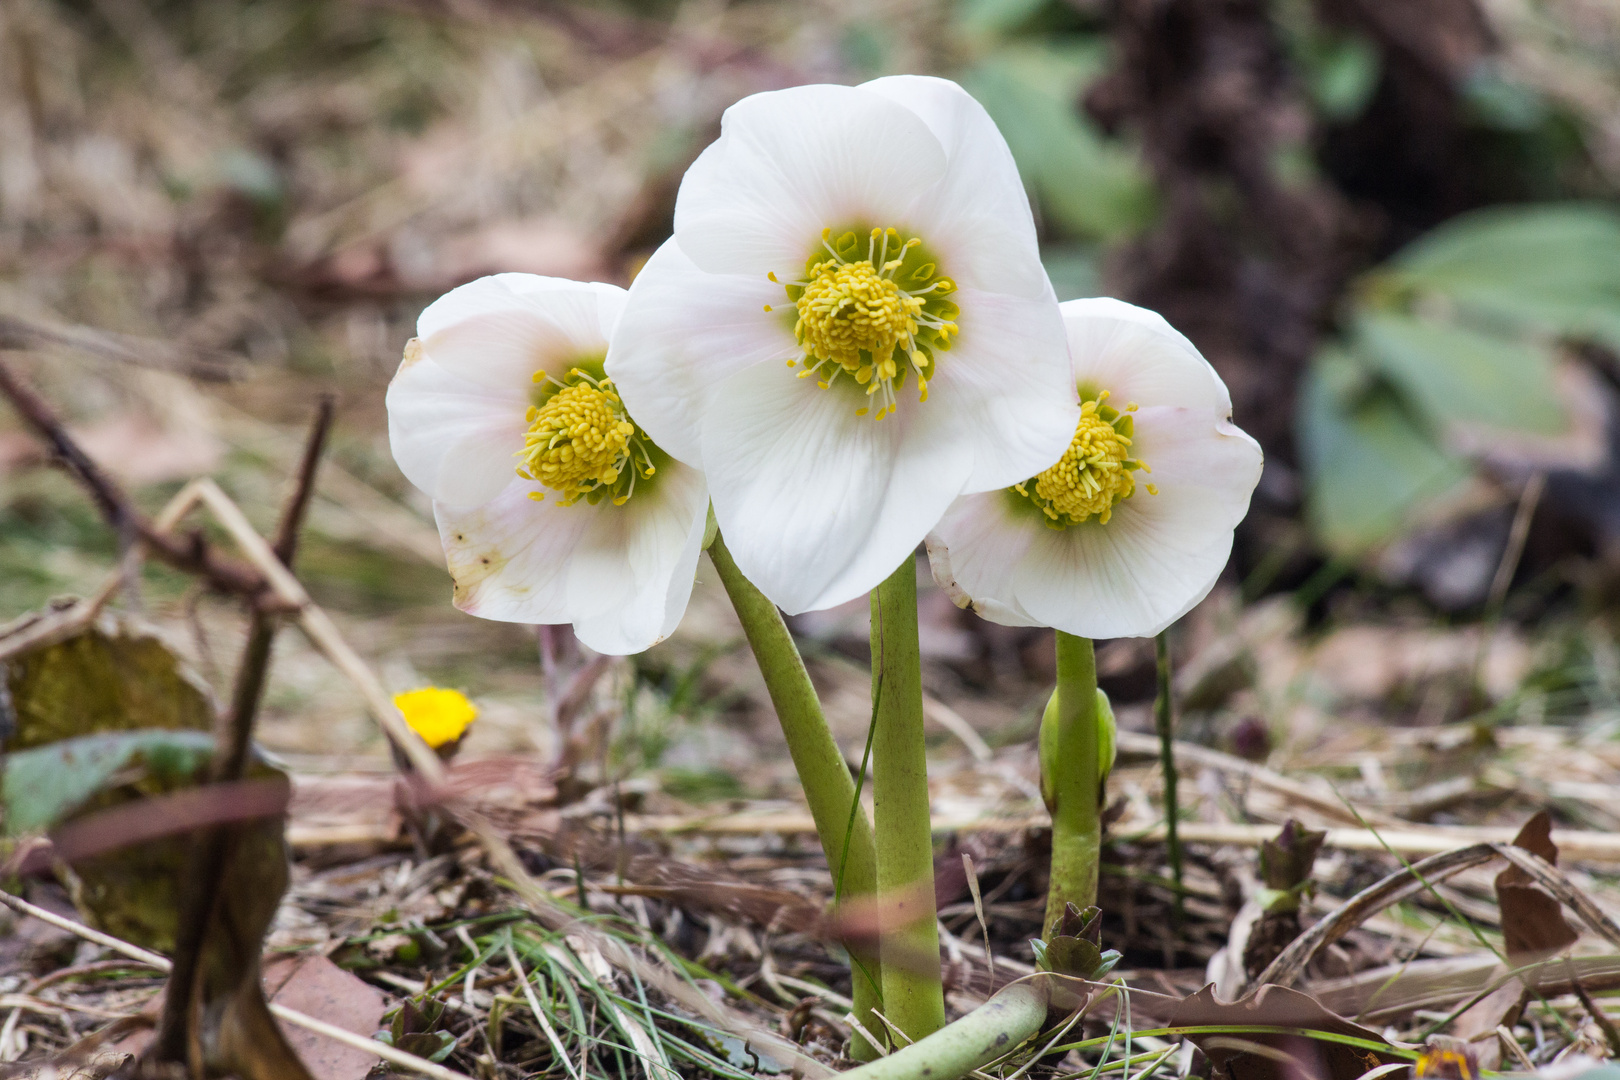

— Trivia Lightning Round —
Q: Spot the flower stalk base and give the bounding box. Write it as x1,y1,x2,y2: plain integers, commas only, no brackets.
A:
870,557,946,1044
1043,632,1101,937
708,531,885,1058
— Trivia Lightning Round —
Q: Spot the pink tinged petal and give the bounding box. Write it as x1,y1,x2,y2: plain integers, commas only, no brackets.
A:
434,478,591,626
1007,408,1262,638
387,352,528,508
566,461,709,655
673,84,949,280
1059,298,1234,413
606,239,796,468
860,76,1049,300
417,275,619,393
925,493,1041,628
701,361,971,615
926,288,1078,492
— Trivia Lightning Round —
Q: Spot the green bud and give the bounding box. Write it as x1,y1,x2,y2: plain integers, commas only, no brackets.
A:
1038,686,1117,812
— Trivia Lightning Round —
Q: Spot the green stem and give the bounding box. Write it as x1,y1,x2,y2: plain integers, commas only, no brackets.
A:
1154,631,1184,928
834,980,1049,1080
707,531,884,1058
871,556,945,1044
1043,632,1100,937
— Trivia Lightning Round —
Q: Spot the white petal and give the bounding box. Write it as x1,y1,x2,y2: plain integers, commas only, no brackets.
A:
1012,520,1236,639
925,493,1041,627
927,287,1078,492
434,464,707,654
606,239,796,468
674,84,948,280
387,351,528,508
702,361,971,614
1060,298,1233,413
1007,408,1262,638
434,477,591,625
567,461,709,654
418,275,621,393
1128,407,1265,537
860,76,1049,300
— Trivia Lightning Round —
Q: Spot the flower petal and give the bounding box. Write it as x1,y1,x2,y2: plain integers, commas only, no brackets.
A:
702,361,971,614
606,239,794,468
434,477,591,625
926,492,1041,627
1010,516,1236,639
860,76,1049,300
1060,298,1233,413
1006,407,1262,637
387,351,528,508
927,287,1078,492
674,84,948,280
419,274,622,393
567,461,709,654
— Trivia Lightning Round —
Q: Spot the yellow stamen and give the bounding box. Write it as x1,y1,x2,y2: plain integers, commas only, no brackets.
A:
517,380,636,506
1014,391,1153,527
781,225,957,420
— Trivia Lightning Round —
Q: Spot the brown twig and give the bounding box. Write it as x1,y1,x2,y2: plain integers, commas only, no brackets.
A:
0,358,272,602
154,398,333,1068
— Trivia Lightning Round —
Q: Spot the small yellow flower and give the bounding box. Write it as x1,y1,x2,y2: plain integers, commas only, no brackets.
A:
393,687,478,750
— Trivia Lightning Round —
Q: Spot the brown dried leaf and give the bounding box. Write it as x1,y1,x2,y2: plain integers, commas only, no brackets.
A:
1495,812,1578,963
263,955,387,1080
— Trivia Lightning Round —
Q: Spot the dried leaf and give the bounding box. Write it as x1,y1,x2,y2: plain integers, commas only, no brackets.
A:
1495,811,1578,962
264,955,388,1080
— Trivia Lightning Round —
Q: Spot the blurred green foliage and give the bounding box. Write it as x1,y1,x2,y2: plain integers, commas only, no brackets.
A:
1303,204,1620,554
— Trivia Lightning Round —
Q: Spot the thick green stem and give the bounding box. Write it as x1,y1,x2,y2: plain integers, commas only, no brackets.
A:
1043,632,1100,938
870,557,945,1044
708,532,884,1058
1154,631,1185,928
834,981,1050,1080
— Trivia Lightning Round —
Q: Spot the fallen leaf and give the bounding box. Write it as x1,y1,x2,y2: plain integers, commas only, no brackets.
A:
1495,811,1578,962
264,955,387,1080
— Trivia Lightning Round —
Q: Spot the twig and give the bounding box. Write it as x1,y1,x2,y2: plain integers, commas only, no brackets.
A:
1472,471,1546,693
0,889,474,1080
1253,844,1501,988
1153,632,1183,928
0,358,272,601
156,398,333,1061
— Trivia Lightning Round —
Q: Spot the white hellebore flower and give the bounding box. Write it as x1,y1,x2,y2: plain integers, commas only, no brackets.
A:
387,274,708,655
607,76,1077,615
926,298,1264,639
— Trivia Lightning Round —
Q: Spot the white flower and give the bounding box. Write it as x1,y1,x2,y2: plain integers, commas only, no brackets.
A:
925,298,1263,639
387,274,709,655
606,76,1077,615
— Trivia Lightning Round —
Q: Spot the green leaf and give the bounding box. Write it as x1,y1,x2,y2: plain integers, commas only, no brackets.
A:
1381,203,1620,348
1353,312,1565,435
963,44,1154,241
956,0,1046,37
1298,350,1470,554
2,613,214,752
2,729,214,835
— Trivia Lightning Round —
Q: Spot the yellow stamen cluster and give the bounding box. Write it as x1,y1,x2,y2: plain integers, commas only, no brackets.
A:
776,227,957,420
1015,391,1155,527
796,261,924,383
393,686,478,750
517,374,652,507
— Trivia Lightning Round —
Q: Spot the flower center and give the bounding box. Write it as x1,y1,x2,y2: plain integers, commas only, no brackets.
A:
517,366,658,507
1013,391,1155,527
772,226,958,420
